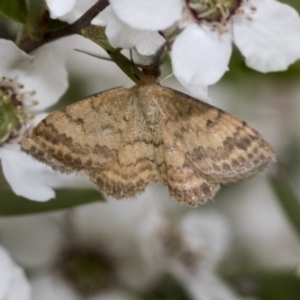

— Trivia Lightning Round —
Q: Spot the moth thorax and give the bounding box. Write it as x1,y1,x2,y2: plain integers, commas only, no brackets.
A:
140,96,159,127
135,82,160,127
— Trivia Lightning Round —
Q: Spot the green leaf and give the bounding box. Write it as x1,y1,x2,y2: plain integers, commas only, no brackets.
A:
269,167,300,239
0,0,28,24
0,189,104,216
281,0,300,14
140,273,192,300
259,273,300,300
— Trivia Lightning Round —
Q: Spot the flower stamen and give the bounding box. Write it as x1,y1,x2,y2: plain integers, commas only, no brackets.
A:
0,77,37,145
186,0,242,22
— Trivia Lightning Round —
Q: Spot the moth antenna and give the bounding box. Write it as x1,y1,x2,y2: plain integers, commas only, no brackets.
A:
74,49,145,68
159,72,174,83
152,41,169,69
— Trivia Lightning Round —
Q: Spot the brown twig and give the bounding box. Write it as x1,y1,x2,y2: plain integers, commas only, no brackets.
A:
19,0,109,53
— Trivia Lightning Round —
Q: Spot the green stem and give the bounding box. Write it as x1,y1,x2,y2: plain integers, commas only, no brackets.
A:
80,25,143,83
19,0,109,53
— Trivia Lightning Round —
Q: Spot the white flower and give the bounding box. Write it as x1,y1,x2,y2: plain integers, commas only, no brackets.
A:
0,39,75,201
93,7,165,56
0,244,31,300
110,0,300,99
46,0,165,56
0,188,163,299
138,209,238,299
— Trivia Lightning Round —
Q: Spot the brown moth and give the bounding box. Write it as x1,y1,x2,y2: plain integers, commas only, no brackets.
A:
21,70,275,206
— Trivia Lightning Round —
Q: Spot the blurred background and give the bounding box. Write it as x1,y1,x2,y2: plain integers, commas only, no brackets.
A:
1,1,300,299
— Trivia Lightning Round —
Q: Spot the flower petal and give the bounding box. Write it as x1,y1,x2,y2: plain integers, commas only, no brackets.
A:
138,210,170,271
5,267,32,300
0,245,31,300
110,0,182,30
91,6,111,26
0,40,68,111
46,0,76,18
0,144,55,201
0,141,91,201
60,0,98,23
24,44,68,111
0,214,65,269
105,11,141,49
179,211,230,268
135,31,165,56
0,246,14,299
104,10,165,55
171,23,232,99
233,0,300,72
181,271,239,300
31,274,80,300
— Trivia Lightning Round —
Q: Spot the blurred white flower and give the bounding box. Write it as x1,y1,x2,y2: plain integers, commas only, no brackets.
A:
0,186,236,299
180,271,239,300
110,0,300,99
220,177,300,270
138,209,238,300
0,187,171,299
0,207,130,300
0,244,31,300
0,39,83,201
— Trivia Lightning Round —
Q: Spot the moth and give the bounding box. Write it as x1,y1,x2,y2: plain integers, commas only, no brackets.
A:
21,68,275,206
